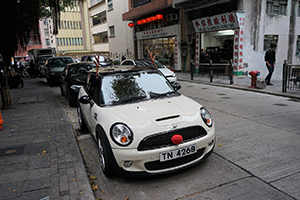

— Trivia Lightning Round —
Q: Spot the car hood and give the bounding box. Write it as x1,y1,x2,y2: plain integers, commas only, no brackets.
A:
158,68,174,77
102,95,204,147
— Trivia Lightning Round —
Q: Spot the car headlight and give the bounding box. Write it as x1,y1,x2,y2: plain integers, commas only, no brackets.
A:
172,73,176,78
110,123,133,146
51,72,55,75
70,85,82,92
200,107,213,127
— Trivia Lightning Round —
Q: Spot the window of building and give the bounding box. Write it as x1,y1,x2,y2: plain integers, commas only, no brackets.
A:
298,1,300,16
61,21,64,29
133,0,151,8
75,38,77,45
76,21,78,29
296,36,300,55
64,21,67,29
73,21,76,29
93,31,108,44
44,29,49,36
43,18,48,25
266,0,288,15
66,38,69,45
28,38,32,45
63,38,66,46
92,11,107,26
70,21,72,29
81,38,83,45
264,35,278,51
109,26,115,36
67,21,70,29
72,38,74,45
90,0,104,7
57,38,59,46
108,0,113,10
79,21,81,29
46,39,50,46
60,38,62,46
78,38,80,45
69,38,72,45
33,37,41,45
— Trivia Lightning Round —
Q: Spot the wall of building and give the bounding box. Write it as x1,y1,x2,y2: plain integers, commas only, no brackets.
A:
243,0,300,80
107,0,135,60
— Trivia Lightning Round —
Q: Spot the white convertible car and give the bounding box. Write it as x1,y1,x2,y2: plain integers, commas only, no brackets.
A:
77,65,216,177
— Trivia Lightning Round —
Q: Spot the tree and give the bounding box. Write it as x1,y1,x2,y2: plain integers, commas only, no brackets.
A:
0,0,75,108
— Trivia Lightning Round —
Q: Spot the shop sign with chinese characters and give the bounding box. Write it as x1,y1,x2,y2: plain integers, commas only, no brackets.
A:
136,25,179,40
233,12,245,70
192,12,239,33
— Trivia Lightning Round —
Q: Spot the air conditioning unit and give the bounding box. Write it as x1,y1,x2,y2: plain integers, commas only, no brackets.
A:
167,14,178,21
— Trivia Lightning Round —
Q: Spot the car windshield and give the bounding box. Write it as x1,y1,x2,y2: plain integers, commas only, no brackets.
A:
39,55,54,65
50,57,73,68
69,64,95,78
101,71,177,105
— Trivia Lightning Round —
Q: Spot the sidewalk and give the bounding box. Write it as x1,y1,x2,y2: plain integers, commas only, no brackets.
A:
0,78,94,200
176,72,300,100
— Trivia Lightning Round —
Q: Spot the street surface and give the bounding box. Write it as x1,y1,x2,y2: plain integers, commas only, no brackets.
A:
49,79,300,200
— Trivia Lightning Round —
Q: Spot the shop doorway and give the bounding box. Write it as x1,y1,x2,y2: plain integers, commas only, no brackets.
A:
142,37,175,67
201,30,234,63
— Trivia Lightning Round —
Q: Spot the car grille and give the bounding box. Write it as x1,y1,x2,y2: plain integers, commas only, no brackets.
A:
144,148,205,171
137,126,207,151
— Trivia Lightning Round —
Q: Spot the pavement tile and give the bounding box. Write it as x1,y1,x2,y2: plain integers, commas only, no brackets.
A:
0,77,94,199
23,177,49,192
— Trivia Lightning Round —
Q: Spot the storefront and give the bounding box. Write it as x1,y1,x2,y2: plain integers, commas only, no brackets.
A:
136,25,181,71
192,12,245,74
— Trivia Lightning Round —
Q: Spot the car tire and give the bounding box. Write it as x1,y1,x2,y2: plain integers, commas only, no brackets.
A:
97,135,114,177
67,89,76,107
77,105,87,131
47,78,52,86
60,85,64,96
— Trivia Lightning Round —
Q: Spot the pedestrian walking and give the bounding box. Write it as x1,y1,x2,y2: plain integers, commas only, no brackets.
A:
122,55,126,61
264,43,277,85
200,49,208,74
211,48,220,63
29,60,36,78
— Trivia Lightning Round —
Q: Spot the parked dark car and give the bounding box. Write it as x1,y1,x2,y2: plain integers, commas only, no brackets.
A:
60,62,96,107
81,55,112,67
45,56,74,85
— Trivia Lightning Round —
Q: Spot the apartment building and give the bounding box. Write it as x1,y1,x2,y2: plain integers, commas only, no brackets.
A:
87,0,134,59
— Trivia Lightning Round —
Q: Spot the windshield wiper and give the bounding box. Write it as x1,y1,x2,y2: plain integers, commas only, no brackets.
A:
114,95,147,104
150,91,176,99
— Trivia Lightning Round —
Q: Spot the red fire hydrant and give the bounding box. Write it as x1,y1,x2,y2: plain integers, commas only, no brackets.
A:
249,70,260,88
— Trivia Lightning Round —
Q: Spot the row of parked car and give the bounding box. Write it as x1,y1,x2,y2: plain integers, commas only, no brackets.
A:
45,55,216,178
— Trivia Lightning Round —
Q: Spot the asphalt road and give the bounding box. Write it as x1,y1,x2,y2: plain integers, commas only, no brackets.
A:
49,79,300,200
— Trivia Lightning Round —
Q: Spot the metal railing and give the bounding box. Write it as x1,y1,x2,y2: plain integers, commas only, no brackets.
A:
282,60,300,92
191,59,234,84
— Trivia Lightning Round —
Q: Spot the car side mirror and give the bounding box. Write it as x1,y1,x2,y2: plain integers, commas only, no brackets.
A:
79,95,91,104
172,83,181,91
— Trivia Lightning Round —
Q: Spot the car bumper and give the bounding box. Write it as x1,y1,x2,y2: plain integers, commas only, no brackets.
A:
111,128,215,177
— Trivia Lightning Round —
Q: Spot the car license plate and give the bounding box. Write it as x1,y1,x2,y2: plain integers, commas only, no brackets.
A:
159,144,197,162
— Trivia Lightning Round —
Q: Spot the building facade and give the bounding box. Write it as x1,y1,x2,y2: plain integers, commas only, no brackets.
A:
123,0,181,70
173,0,300,80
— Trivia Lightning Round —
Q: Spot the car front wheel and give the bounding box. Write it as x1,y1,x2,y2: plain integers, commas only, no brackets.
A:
77,105,87,131
67,89,76,107
97,135,114,177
